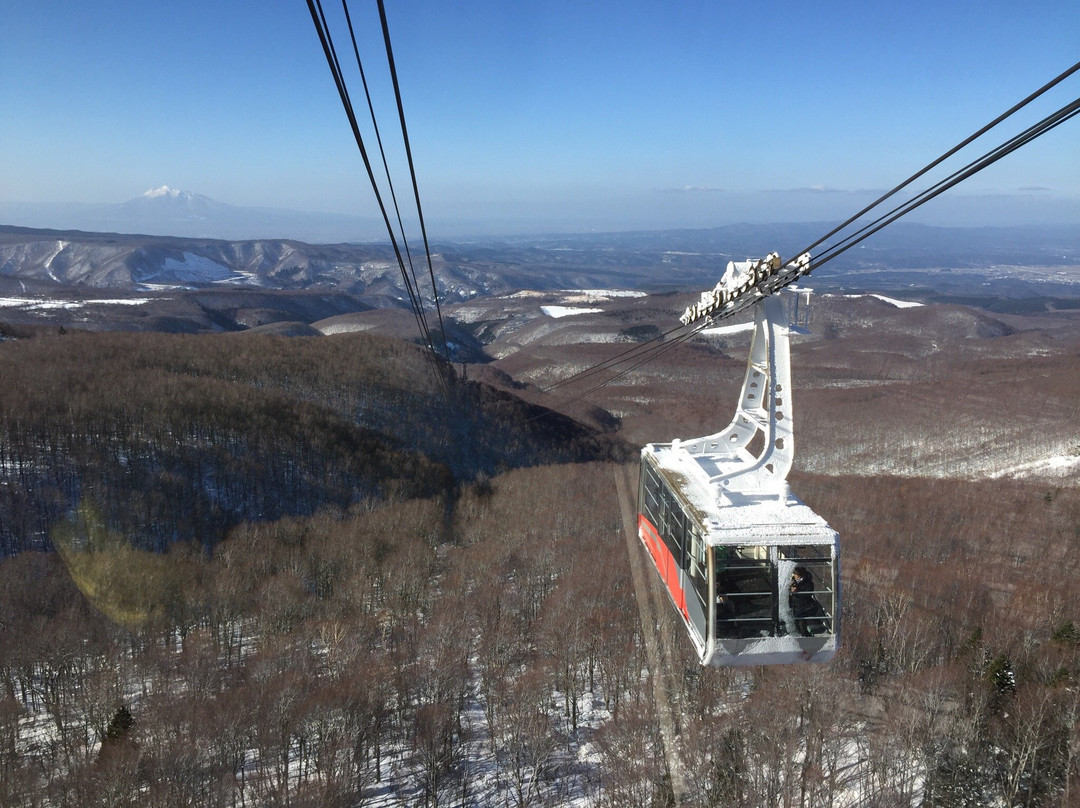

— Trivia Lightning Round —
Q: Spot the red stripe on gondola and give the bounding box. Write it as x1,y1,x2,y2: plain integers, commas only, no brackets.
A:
638,514,689,621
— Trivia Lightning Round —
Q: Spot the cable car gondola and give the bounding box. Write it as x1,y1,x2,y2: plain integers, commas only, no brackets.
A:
638,258,839,666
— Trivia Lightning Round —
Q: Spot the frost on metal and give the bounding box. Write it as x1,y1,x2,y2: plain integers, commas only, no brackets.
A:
641,285,840,666
680,252,812,326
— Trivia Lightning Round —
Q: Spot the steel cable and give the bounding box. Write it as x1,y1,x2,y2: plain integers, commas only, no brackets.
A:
307,0,450,396
535,68,1080,414
376,0,450,362
811,96,1080,271
340,0,432,346
790,58,1080,262
308,0,431,350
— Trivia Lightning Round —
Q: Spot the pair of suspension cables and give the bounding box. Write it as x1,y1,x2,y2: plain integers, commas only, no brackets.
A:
307,7,1078,412
306,0,450,392
543,58,1080,409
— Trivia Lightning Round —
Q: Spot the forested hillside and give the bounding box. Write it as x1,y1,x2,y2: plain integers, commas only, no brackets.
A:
3,462,1080,805
2,294,1080,805
0,328,628,556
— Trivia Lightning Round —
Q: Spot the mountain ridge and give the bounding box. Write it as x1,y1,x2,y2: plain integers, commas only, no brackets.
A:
4,220,1079,292
2,222,1079,337
0,189,383,243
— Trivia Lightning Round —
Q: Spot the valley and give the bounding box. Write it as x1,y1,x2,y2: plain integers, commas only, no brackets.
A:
1,225,1080,806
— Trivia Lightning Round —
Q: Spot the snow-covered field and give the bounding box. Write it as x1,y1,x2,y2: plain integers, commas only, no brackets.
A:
0,296,158,310
988,450,1080,480
838,293,925,308
560,289,647,302
541,305,603,319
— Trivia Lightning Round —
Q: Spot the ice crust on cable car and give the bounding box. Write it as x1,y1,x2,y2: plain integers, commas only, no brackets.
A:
639,447,839,667
637,280,839,667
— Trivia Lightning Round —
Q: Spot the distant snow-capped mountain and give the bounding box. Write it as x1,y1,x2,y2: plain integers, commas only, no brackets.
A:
130,186,220,211
0,188,381,243
114,186,243,232
141,185,192,200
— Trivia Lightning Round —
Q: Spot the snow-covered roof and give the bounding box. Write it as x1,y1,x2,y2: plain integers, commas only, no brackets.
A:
645,441,835,545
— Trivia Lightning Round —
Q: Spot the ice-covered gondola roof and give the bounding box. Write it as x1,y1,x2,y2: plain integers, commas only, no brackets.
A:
646,442,835,545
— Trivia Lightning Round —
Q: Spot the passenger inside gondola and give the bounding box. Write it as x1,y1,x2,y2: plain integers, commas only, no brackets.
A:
715,573,739,637
715,552,775,639
789,566,828,636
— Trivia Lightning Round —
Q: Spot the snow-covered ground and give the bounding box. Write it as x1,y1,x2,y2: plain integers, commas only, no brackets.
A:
541,305,603,318
0,296,158,310
10,630,615,808
140,253,242,284
987,451,1080,480
316,321,380,335
560,289,647,303
841,293,925,308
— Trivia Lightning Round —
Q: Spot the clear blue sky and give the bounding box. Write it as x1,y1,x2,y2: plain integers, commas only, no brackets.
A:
2,0,1078,236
